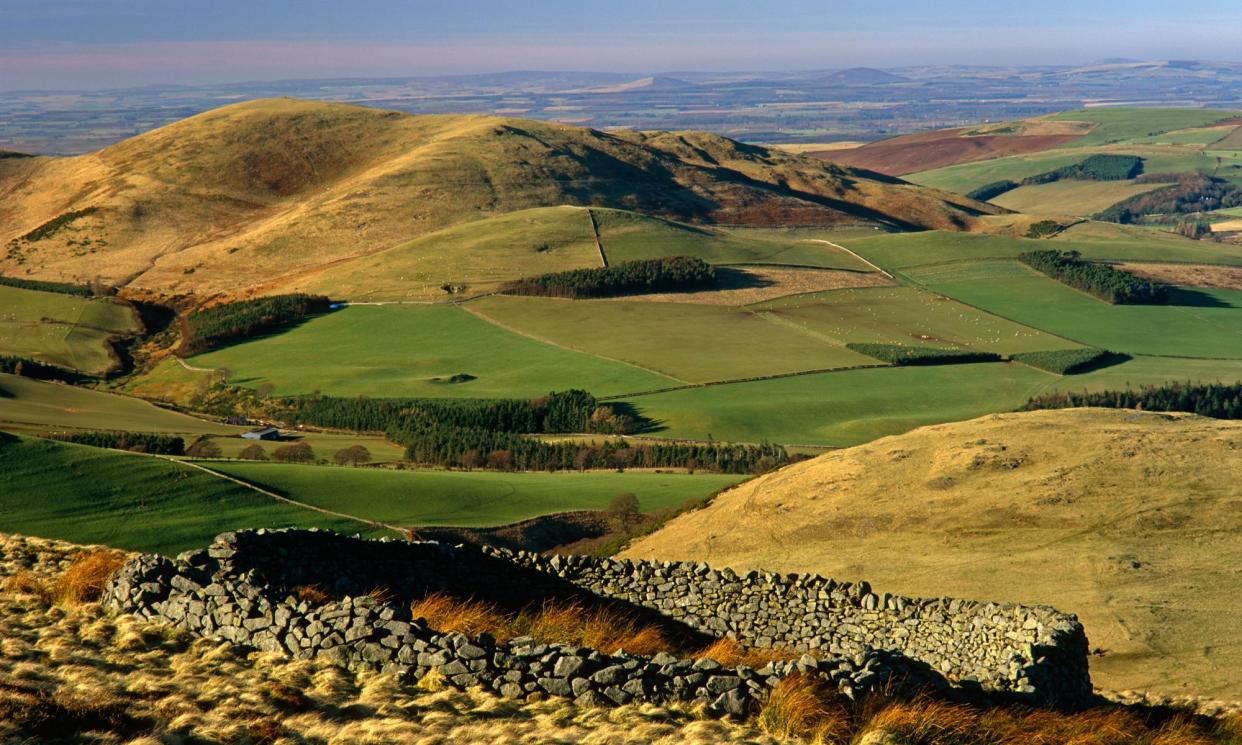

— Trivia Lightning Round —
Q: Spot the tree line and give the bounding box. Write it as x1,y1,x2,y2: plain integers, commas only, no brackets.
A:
393,423,790,474
0,274,97,297
845,343,1000,366
966,155,1144,202
1024,381,1242,419
1097,173,1242,224
1010,348,1123,375
178,294,332,356
1018,250,1168,304
277,389,639,435
46,430,185,455
501,256,716,299
0,355,85,383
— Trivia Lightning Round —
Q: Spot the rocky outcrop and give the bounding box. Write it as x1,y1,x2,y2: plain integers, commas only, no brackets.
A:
103,529,1092,714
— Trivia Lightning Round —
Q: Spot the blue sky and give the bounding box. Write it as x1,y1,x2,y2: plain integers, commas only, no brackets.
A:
2,0,1241,89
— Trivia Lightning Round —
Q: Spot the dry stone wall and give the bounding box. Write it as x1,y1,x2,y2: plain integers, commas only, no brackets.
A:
103,529,1092,714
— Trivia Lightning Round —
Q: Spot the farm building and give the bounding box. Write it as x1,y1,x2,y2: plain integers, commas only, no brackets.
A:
241,427,280,441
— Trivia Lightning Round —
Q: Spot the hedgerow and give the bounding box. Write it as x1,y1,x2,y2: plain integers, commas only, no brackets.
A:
845,343,1001,366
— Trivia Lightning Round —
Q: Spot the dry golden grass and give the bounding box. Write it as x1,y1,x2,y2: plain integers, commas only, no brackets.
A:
50,547,127,604
623,409,1242,702
1117,262,1242,291
1,532,1239,743
0,533,783,744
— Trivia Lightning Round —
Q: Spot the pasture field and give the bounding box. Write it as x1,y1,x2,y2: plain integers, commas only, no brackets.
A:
467,295,876,384
206,432,406,463
906,260,1242,358
990,180,1166,216
1038,355,1242,395
0,285,140,374
0,373,236,435
1046,108,1242,148
625,362,1054,447
0,433,371,554
206,462,744,528
838,228,1242,272
1124,125,1239,146
592,209,875,269
182,304,676,398
751,286,1074,355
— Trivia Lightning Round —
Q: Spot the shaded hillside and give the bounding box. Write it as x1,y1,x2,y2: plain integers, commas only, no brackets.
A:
622,408,1242,701
0,98,999,296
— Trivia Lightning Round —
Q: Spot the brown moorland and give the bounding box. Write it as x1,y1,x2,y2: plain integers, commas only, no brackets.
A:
623,408,1242,703
0,98,999,298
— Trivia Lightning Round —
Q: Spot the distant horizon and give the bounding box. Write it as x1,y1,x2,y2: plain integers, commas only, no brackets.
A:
5,58,1242,96
4,0,1242,90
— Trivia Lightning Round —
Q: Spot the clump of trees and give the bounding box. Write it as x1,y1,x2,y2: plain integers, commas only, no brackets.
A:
1025,220,1063,239
185,437,222,458
238,443,269,460
1011,348,1125,375
17,208,99,243
845,343,1001,366
1097,173,1242,223
394,424,790,475
1024,382,1242,419
273,442,315,463
967,181,1019,202
178,294,332,356
1025,154,1143,184
1018,250,1168,304
334,445,371,466
46,430,184,455
0,355,83,382
501,256,716,299
278,390,637,436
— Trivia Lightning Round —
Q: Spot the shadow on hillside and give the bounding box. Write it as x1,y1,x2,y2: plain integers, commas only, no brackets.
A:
713,267,777,291
1165,287,1234,308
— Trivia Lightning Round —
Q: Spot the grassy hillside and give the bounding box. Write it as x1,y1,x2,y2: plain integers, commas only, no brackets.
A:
0,433,369,554
622,408,1242,700
0,98,997,296
208,462,743,528
0,285,140,374
1045,108,1242,148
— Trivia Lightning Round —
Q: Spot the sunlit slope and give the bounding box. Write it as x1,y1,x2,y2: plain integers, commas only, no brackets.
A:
623,408,1242,699
0,98,999,296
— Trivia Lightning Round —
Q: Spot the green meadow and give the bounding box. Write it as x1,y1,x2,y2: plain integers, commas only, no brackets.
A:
626,362,1054,447
207,462,744,528
0,285,141,374
184,304,676,398
1047,108,1242,148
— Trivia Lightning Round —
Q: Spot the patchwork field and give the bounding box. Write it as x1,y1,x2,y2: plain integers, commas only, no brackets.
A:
467,295,877,384
752,286,1074,355
207,462,744,528
1045,108,1242,148
624,363,1054,447
0,285,140,374
181,304,676,398
906,260,1242,359
990,180,1166,216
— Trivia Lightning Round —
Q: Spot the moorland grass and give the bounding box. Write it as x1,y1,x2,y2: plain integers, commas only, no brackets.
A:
205,462,744,528
625,362,1054,446
906,260,1242,358
184,304,676,398
0,434,370,554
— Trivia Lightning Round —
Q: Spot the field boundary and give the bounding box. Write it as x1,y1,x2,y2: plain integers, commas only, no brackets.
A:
587,208,608,267
803,238,894,278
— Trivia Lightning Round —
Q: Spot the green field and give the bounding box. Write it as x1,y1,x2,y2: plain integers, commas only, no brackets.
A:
1038,355,1242,396
207,462,744,527
751,286,1073,355
906,260,1242,358
838,229,1242,272
468,295,876,384
593,209,875,269
0,373,236,435
1047,108,1242,148
0,433,372,554
626,362,1054,447
990,180,1165,216
0,285,141,374
183,304,675,398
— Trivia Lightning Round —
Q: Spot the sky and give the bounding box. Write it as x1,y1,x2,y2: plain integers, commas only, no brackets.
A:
2,0,1242,90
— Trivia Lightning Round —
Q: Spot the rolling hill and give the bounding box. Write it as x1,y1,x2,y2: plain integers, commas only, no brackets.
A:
622,408,1242,700
0,98,999,297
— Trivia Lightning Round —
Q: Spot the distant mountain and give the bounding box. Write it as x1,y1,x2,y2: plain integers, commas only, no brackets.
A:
580,76,694,93
810,67,910,85
0,98,998,296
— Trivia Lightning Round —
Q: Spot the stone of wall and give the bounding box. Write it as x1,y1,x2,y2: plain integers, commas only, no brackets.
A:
103,529,1092,714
